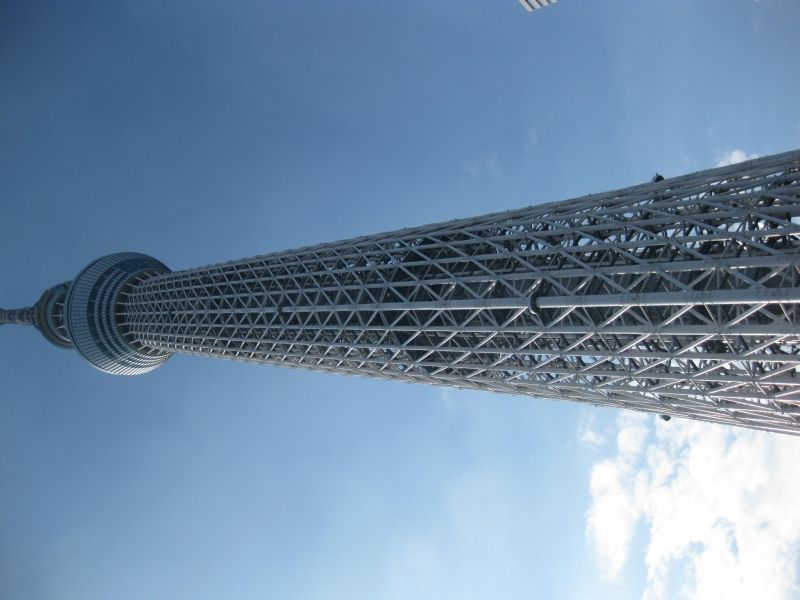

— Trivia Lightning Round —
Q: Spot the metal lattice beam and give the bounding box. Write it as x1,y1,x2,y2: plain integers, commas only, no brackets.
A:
110,150,800,434
5,150,800,434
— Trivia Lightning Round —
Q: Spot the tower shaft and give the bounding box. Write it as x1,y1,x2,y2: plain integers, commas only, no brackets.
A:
114,150,800,434
0,307,34,326
6,150,800,434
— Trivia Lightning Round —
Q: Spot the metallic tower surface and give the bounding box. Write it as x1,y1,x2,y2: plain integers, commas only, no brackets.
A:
518,0,558,13
4,150,800,434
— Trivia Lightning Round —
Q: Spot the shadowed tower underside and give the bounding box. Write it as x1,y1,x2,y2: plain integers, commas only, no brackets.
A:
4,150,800,434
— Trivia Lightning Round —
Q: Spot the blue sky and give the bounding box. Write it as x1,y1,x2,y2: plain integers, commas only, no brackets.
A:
1,1,799,599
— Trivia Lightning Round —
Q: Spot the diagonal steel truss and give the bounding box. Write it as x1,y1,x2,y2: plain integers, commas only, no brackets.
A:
119,150,800,434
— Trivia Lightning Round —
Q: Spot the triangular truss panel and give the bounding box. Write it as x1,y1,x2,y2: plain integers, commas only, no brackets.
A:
111,150,800,433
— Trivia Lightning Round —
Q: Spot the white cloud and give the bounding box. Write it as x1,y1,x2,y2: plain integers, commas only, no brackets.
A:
715,149,759,167
585,412,648,580
586,415,800,599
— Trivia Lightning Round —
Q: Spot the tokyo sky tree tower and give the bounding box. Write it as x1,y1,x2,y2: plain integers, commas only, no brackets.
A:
3,150,800,435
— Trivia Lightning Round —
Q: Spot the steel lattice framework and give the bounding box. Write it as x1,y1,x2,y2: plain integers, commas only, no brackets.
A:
518,0,558,13
3,150,800,434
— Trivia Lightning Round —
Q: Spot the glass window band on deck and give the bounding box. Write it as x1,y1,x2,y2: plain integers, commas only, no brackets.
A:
64,253,173,375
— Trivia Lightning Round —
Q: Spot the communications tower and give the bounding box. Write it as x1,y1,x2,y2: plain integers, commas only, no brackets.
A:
3,150,800,434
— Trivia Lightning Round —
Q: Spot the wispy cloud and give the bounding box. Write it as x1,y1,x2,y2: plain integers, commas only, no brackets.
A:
585,415,800,599
716,149,759,167
380,467,516,600
577,411,607,451
438,388,460,414
463,152,502,179
526,129,538,153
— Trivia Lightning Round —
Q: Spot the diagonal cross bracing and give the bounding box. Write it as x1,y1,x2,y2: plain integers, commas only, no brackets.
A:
105,150,800,433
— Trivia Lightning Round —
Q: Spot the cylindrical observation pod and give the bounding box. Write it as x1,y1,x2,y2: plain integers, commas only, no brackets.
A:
64,252,174,375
